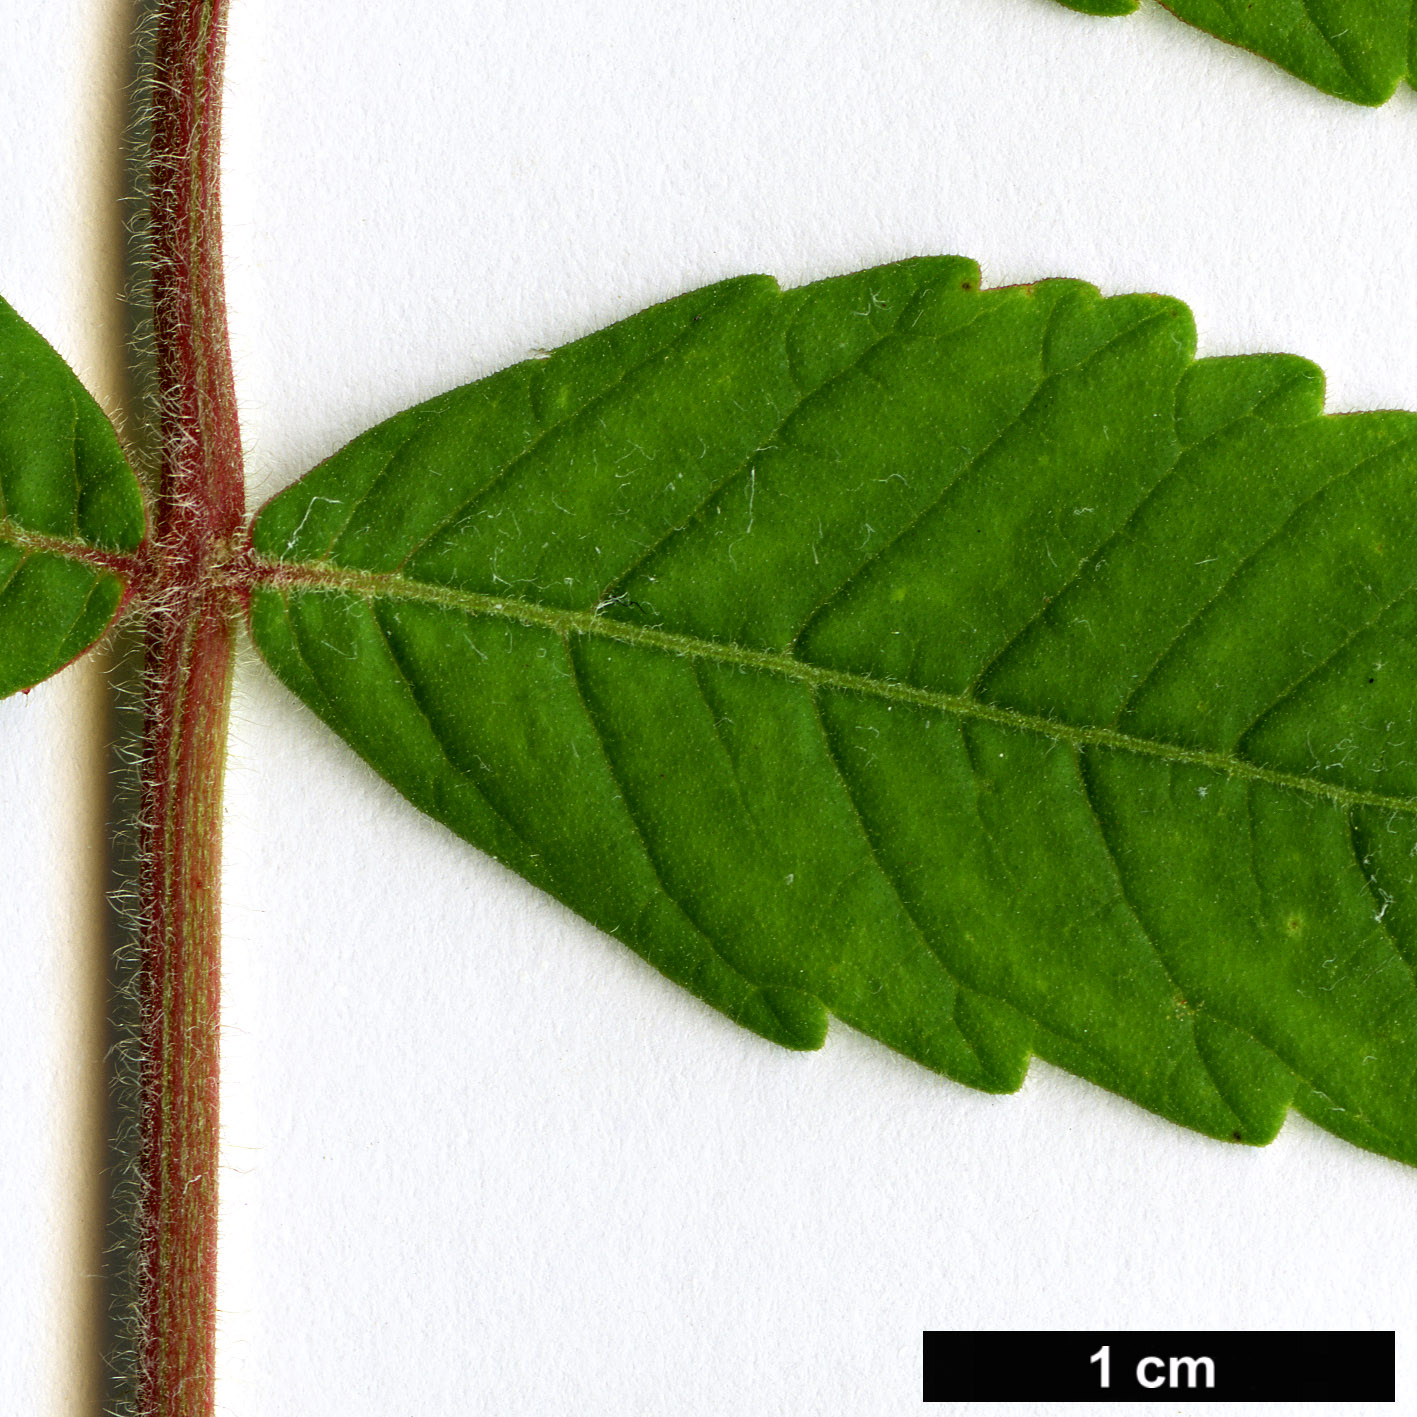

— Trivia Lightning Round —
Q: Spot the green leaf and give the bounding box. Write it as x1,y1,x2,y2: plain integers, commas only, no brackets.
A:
248,257,1417,1166
0,295,146,698
1053,0,1413,106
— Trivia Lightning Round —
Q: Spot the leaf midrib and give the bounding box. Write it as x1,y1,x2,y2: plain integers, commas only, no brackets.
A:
0,516,141,574
253,555,1417,817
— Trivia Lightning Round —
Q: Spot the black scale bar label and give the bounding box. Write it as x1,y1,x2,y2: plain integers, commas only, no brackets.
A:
923,1331,1395,1402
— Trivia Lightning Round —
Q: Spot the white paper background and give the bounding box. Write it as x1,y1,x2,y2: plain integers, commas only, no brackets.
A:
3,2,1416,1413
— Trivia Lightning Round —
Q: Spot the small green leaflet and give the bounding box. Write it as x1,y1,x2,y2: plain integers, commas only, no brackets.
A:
5,259,1416,1165
249,257,1417,1166
1053,0,1414,106
0,295,146,697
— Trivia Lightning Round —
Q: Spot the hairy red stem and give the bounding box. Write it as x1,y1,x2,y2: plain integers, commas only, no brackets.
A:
135,3,242,1413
